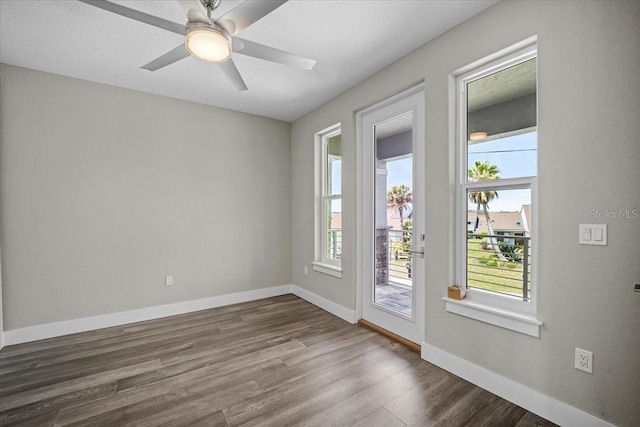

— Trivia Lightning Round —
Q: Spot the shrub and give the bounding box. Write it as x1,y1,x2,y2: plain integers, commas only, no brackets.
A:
498,243,523,262
486,260,498,267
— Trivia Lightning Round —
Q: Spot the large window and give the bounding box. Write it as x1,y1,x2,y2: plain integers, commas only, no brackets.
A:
313,124,342,277
448,43,541,336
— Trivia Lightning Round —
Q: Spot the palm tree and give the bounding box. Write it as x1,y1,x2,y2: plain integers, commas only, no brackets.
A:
387,185,412,229
468,161,504,258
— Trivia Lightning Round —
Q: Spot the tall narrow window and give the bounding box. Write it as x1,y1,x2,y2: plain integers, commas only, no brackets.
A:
313,124,342,277
449,43,541,337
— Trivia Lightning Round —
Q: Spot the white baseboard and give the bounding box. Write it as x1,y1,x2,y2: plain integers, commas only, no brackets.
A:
421,342,613,427
291,285,357,324
3,285,293,346
2,284,358,346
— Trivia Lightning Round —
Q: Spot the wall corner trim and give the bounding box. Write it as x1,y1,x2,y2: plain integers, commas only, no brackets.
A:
421,342,614,427
291,285,357,324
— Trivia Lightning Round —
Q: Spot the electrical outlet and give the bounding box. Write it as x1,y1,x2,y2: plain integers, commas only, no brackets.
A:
165,275,173,286
575,348,593,373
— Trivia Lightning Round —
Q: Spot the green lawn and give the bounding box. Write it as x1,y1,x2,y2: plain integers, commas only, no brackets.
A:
467,238,528,298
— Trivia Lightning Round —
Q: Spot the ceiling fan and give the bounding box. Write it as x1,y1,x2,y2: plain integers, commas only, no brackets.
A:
78,0,316,91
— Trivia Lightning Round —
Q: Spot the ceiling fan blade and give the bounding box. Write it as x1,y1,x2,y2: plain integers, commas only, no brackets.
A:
218,59,248,92
233,38,316,70
141,44,190,71
78,0,186,36
176,0,209,24
218,0,287,35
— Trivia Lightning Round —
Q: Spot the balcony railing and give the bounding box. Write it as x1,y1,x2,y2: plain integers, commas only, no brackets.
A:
387,229,412,283
467,233,531,301
328,229,342,260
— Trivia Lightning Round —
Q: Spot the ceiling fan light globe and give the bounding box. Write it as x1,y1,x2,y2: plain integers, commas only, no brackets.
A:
185,24,232,62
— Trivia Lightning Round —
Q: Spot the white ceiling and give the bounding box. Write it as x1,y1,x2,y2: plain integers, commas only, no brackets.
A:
0,0,497,122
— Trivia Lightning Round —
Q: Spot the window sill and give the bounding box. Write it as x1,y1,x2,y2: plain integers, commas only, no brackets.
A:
312,262,343,278
443,296,542,337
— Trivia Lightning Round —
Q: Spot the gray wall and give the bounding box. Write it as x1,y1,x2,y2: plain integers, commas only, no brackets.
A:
0,64,291,330
291,1,640,425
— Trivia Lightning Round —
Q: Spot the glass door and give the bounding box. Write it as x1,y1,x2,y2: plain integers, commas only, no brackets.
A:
358,88,425,344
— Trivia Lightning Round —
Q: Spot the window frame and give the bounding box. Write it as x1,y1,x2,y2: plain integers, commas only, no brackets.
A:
447,43,542,337
313,123,343,278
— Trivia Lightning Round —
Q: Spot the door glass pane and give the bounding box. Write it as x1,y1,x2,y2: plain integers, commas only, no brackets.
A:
373,113,413,316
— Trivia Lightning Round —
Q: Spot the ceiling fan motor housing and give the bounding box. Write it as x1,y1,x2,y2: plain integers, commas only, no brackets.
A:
201,0,222,11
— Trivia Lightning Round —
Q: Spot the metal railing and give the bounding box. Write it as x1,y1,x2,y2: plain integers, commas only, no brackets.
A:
467,233,531,301
328,229,342,260
388,229,413,283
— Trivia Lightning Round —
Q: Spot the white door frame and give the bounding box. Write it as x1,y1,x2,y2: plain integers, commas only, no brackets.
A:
356,84,425,344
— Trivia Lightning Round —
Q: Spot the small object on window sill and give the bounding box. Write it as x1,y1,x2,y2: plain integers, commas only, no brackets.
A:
448,285,466,300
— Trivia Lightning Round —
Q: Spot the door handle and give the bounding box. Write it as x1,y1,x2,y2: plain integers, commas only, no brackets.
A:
411,247,425,258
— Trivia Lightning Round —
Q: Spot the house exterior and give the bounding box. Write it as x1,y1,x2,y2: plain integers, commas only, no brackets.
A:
468,204,532,245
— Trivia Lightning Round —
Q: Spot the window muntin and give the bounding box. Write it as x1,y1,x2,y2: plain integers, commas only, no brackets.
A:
458,45,537,308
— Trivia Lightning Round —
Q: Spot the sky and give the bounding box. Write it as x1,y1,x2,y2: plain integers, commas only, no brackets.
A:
386,131,536,213
467,131,536,211
332,130,536,213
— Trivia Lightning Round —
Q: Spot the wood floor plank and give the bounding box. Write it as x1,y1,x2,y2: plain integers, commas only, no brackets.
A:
385,374,477,425
185,411,229,427
463,392,529,427
0,341,191,396
0,382,118,426
0,295,557,427
432,384,498,426
391,356,440,389
224,337,419,425
351,407,407,427
53,341,304,425
281,326,377,366
0,360,160,412
252,334,401,392
20,321,222,369
302,376,409,426
516,411,559,426
58,381,257,427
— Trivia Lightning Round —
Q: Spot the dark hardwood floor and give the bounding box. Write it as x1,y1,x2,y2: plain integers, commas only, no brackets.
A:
0,295,556,426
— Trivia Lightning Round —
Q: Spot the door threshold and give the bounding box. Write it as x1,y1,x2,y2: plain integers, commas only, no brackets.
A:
358,319,420,353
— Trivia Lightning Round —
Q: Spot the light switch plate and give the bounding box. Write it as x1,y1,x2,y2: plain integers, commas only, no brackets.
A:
579,224,607,246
